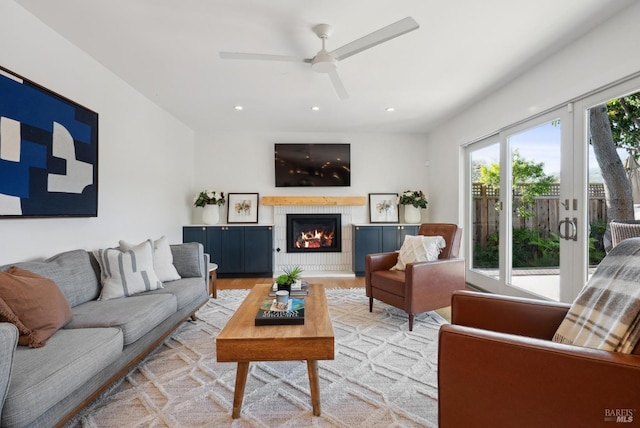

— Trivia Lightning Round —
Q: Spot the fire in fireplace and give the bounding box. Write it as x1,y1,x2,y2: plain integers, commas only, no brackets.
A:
286,214,341,253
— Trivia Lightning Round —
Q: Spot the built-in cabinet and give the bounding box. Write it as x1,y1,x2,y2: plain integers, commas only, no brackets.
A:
183,225,273,278
352,224,419,276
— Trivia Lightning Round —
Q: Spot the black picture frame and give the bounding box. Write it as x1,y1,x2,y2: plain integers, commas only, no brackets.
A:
369,193,399,223
227,193,259,223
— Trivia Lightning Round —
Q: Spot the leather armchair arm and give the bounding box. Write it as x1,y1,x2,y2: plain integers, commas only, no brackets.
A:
438,324,640,428
405,258,465,313
406,258,465,283
365,252,399,296
365,252,399,272
451,290,570,340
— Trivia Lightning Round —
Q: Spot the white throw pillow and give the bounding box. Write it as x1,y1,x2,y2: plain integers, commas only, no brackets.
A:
391,235,446,271
94,239,164,300
119,236,181,282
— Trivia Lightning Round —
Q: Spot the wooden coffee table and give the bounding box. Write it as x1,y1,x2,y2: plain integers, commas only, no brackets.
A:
216,283,334,418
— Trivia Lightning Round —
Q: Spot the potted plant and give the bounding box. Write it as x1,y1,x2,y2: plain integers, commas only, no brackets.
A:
399,190,428,224
194,190,226,207
194,190,225,224
276,265,303,293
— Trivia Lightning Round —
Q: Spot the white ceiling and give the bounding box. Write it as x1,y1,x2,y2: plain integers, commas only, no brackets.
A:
14,0,636,134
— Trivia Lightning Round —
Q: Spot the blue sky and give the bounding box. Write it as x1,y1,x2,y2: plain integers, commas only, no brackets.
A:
472,121,630,182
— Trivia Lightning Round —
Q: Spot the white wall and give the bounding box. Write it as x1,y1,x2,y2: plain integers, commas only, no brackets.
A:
0,2,195,264
425,2,640,224
192,131,429,224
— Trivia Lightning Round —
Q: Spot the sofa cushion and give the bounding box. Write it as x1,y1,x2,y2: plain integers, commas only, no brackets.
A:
170,242,204,278
392,235,446,271
0,267,73,348
1,249,100,308
94,240,164,300
0,323,18,412
148,277,207,310
3,327,123,428
66,293,177,345
119,236,181,282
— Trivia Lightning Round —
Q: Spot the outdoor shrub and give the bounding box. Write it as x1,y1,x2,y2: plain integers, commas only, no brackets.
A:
473,224,607,269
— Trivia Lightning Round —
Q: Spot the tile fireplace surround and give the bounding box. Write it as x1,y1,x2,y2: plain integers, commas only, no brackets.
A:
264,196,365,277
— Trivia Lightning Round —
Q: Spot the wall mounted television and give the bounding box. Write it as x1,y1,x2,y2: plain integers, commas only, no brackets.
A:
274,143,351,187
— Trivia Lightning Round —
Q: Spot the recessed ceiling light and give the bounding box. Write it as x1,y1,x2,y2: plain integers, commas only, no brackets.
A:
234,105,243,111
385,107,395,112
311,106,320,111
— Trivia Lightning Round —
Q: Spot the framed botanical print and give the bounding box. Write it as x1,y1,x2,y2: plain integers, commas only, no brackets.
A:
369,193,399,223
227,193,259,223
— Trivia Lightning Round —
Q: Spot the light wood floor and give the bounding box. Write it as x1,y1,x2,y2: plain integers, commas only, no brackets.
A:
216,276,365,289
215,276,452,322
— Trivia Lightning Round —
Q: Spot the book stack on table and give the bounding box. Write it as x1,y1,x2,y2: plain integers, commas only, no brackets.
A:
254,298,305,326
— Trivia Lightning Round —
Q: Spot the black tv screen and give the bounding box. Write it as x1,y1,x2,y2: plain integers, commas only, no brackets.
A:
275,143,351,187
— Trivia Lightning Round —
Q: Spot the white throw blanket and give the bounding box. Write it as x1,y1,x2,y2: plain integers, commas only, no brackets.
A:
553,237,640,353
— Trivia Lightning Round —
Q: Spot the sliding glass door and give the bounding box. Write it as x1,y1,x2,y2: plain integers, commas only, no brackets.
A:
466,76,640,302
466,108,577,301
574,80,640,299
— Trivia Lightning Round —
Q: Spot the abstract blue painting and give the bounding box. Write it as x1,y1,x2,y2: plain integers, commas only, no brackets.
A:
0,66,98,217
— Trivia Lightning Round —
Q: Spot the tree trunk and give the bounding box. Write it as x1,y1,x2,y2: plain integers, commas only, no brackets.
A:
589,104,634,250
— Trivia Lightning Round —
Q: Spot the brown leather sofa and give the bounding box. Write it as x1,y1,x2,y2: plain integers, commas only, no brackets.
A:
438,290,640,427
365,223,465,330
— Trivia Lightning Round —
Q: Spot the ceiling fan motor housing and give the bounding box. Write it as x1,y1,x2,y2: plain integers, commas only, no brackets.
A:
311,50,336,73
311,24,336,73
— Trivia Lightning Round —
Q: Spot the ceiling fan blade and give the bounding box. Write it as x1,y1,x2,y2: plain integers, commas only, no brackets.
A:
330,17,419,61
219,52,311,63
328,70,349,100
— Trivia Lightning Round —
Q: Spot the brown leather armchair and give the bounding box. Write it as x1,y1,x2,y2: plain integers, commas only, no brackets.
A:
365,223,465,331
438,290,640,428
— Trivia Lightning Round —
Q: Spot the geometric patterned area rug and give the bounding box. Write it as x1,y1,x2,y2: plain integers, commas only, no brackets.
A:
68,288,446,427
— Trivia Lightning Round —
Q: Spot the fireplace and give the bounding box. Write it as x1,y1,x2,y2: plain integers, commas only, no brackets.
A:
286,214,341,253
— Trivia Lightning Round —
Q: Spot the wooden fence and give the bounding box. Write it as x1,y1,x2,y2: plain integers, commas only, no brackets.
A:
472,183,607,243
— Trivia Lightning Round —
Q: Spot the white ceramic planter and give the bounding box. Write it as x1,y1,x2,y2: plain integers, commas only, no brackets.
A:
202,204,220,224
403,205,421,224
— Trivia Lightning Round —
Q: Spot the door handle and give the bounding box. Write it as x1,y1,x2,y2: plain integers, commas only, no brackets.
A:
558,218,568,240
558,218,577,241
570,217,578,241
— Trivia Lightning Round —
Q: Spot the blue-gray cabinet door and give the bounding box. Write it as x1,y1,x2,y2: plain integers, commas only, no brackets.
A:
353,226,382,276
244,226,273,274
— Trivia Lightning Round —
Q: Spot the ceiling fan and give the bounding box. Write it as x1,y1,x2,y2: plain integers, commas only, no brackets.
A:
219,17,419,100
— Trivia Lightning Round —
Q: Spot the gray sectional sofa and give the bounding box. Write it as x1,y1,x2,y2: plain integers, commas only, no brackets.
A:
0,242,209,428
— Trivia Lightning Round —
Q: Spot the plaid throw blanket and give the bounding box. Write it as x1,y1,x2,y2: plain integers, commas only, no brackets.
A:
553,237,640,353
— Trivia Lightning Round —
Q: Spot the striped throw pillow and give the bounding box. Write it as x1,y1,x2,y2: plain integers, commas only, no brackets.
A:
119,236,181,282
94,239,163,300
